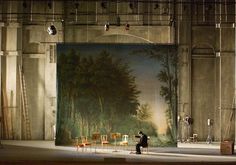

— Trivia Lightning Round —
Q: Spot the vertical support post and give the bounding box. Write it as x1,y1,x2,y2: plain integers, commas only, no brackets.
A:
219,0,222,142
3,22,22,140
234,0,236,144
0,22,3,145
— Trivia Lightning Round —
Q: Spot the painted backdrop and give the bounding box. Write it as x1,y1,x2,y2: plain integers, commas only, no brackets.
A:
56,43,178,147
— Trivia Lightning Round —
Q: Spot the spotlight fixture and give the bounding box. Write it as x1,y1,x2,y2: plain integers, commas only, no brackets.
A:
104,22,109,31
116,16,120,26
129,1,138,10
205,4,212,11
162,7,169,15
169,17,174,26
207,119,212,126
177,116,181,122
101,2,107,9
184,116,193,125
154,3,159,10
48,1,52,9
47,25,57,35
74,2,79,9
22,1,27,8
215,52,220,57
125,23,130,30
215,23,221,28
129,3,134,10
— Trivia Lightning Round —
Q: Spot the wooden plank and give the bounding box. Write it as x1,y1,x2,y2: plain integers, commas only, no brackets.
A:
1,83,9,139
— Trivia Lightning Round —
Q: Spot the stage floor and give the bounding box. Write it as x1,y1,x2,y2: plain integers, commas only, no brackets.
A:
0,140,236,165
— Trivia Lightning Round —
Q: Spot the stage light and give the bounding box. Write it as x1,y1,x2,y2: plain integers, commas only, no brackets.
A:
125,23,130,30
104,22,109,31
74,2,79,9
184,116,193,125
116,16,120,26
47,25,57,35
129,3,134,10
207,119,212,126
48,1,52,9
101,2,107,9
154,3,159,10
205,4,212,11
216,52,220,57
177,115,181,122
215,23,221,28
22,1,27,8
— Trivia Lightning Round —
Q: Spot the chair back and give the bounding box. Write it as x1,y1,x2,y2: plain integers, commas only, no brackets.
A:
101,135,108,141
111,133,121,139
122,135,128,142
81,136,88,143
92,133,100,141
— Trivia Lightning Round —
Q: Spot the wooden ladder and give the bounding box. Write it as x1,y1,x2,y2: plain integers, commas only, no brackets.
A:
19,66,31,140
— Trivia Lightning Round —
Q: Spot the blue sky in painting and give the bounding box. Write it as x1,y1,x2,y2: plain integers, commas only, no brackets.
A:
57,43,173,134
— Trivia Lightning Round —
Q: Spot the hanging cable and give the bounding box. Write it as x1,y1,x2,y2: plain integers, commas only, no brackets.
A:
86,1,88,42
30,0,33,22
9,0,12,22
47,1,57,35
148,0,150,40
203,0,205,22
75,1,78,22
52,0,55,22
224,0,227,22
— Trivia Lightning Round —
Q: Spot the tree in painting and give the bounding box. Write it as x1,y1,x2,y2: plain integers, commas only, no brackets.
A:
56,49,145,145
134,45,178,144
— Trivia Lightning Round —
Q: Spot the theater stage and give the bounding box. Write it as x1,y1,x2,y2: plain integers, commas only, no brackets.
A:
0,140,236,165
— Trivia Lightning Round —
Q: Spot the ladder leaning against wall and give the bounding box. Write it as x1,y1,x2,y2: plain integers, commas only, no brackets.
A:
19,65,31,140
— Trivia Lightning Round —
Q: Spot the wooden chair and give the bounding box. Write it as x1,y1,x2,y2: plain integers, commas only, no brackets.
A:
82,136,93,152
101,135,109,146
75,137,85,152
81,136,91,146
110,133,121,151
120,135,129,146
92,132,100,153
111,133,121,145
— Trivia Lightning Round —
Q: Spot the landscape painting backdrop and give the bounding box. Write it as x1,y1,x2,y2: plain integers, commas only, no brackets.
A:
56,43,178,147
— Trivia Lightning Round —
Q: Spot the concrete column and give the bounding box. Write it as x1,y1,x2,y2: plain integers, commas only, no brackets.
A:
220,26,235,141
220,52,235,141
0,22,4,140
3,22,22,139
234,1,236,144
235,21,236,144
177,1,192,142
44,45,57,140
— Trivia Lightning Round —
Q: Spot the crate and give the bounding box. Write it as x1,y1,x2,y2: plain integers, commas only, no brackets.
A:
220,141,234,155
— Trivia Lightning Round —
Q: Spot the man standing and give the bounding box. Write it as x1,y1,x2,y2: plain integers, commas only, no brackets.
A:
136,131,148,154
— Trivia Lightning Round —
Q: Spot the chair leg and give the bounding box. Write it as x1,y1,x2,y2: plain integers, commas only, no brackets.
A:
77,144,85,152
141,147,148,154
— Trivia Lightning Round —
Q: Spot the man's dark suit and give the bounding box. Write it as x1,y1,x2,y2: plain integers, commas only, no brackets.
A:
136,133,148,154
